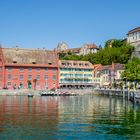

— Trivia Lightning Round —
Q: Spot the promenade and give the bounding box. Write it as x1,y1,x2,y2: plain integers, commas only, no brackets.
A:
0,89,40,96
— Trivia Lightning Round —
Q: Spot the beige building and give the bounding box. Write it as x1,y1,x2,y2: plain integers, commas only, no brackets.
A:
59,60,93,88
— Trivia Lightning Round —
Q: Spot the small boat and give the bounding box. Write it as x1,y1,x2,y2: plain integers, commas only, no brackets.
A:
27,94,34,97
40,90,78,96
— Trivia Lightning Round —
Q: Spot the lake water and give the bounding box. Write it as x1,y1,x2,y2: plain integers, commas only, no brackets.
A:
0,94,140,140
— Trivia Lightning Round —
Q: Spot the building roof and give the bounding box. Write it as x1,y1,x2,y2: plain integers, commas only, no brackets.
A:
85,44,98,49
95,63,124,71
67,48,81,53
59,60,93,69
2,47,58,66
128,27,140,34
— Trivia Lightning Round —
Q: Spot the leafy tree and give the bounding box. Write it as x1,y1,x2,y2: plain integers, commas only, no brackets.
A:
121,58,140,82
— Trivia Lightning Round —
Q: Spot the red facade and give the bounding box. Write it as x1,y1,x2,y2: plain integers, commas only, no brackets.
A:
0,47,59,90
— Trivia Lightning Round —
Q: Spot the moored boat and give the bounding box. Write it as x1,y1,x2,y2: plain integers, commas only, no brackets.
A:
27,94,34,97
40,90,77,96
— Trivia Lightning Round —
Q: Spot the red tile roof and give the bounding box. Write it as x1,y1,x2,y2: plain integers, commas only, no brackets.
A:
95,63,124,71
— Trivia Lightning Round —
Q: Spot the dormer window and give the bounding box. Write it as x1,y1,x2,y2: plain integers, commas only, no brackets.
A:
30,59,36,64
85,63,89,67
13,57,18,64
32,62,36,64
62,63,65,66
13,60,17,63
48,62,52,65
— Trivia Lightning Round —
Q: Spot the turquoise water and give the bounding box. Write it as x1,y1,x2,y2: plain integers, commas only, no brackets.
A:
0,95,140,140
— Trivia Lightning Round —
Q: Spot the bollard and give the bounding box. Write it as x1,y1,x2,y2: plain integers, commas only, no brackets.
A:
123,85,125,99
133,91,135,103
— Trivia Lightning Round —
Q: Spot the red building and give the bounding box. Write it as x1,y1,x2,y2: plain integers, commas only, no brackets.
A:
0,46,59,90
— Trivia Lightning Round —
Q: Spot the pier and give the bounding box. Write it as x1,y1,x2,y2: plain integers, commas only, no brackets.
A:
94,88,140,104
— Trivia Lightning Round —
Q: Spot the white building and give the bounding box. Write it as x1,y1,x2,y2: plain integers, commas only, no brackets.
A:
57,42,68,52
127,27,140,58
80,44,99,55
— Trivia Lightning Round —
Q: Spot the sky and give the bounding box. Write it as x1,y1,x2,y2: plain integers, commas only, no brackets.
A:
0,0,140,50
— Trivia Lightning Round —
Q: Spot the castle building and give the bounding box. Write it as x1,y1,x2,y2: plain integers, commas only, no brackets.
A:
0,46,59,90
57,42,68,52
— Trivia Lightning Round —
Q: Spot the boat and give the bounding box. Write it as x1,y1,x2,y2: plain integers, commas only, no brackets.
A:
27,94,34,97
39,89,78,96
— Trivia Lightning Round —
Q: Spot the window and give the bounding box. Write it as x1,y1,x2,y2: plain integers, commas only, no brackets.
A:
0,67,2,71
8,67,12,72
53,75,56,80
28,75,32,80
48,62,52,65
45,75,48,80
62,63,66,66
28,68,32,72
45,83,48,88
85,63,89,67
36,68,40,72
53,68,56,72
0,75,2,80
8,74,12,80
20,67,24,72
45,68,48,71
37,82,40,86
36,75,40,80
7,82,11,86
20,75,24,80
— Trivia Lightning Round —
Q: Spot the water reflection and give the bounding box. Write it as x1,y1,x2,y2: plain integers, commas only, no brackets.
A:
0,95,140,139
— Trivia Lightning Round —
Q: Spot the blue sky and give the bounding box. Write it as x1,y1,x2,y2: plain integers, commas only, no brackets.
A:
0,0,140,49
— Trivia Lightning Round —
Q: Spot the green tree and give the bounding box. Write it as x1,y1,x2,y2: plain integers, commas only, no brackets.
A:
121,58,140,82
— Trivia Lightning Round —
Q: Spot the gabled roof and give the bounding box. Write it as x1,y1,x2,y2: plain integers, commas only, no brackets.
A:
95,63,124,71
2,47,58,66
